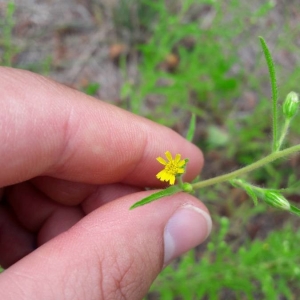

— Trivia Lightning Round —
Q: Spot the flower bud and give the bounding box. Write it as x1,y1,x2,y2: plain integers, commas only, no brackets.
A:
182,183,194,193
263,191,290,211
283,91,299,120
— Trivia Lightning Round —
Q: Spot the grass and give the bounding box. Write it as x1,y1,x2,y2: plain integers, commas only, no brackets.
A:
147,217,300,300
117,1,300,298
0,1,16,66
124,0,243,123
1,0,300,298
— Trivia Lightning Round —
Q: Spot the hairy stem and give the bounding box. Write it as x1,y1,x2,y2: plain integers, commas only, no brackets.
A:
277,119,291,151
191,144,300,190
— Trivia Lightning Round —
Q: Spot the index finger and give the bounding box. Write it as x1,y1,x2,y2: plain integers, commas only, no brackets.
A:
0,67,203,187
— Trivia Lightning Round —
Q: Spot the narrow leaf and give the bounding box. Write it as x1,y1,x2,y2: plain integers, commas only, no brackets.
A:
290,205,300,217
283,180,300,194
229,179,241,188
230,179,258,206
259,36,278,152
244,185,258,206
186,114,196,142
130,185,182,210
263,181,300,194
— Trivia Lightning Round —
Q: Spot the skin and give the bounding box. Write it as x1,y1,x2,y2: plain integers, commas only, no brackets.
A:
0,67,210,300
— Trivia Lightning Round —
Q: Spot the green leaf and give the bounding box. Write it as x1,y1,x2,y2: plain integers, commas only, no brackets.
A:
230,179,258,205
186,114,196,142
244,185,258,206
82,82,100,96
207,125,229,149
130,185,182,210
259,36,278,152
290,205,300,217
284,181,300,194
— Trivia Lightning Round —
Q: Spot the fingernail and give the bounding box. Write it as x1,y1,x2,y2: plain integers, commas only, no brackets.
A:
163,204,212,265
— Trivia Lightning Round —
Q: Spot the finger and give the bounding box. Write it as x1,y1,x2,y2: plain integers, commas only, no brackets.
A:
7,182,67,232
0,192,212,300
81,183,143,213
5,181,140,264
7,181,140,233
6,182,84,245
0,207,35,268
31,177,141,207
0,67,203,188
31,176,97,206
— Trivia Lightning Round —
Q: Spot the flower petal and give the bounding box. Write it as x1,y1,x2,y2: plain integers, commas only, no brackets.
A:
156,157,167,165
163,173,171,182
156,170,166,179
174,154,181,162
161,173,168,181
165,151,173,161
169,175,175,185
177,160,186,167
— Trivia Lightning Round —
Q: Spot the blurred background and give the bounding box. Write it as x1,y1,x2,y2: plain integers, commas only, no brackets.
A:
1,0,300,299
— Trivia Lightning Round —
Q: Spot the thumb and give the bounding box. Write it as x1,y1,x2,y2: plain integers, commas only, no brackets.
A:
0,191,211,300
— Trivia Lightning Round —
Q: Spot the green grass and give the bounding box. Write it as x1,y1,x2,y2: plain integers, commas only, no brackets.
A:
147,217,300,300
0,1,16,66
123,1,300,298
1,0,300,298
120,1,278,126
123,0,243,123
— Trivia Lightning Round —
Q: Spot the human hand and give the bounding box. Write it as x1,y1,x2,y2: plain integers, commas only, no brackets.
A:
0,67,211,300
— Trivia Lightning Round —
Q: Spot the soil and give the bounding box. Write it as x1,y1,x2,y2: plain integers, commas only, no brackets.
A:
4,1,300,102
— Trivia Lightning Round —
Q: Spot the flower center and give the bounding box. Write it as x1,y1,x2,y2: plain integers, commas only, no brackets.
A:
165,161,179,175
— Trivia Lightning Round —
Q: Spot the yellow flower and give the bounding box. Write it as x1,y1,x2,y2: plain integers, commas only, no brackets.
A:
156,151,186,185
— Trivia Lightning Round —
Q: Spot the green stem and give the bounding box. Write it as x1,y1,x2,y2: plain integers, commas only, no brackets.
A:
177,174,184,187
191,144,300,190
277,119,291,151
